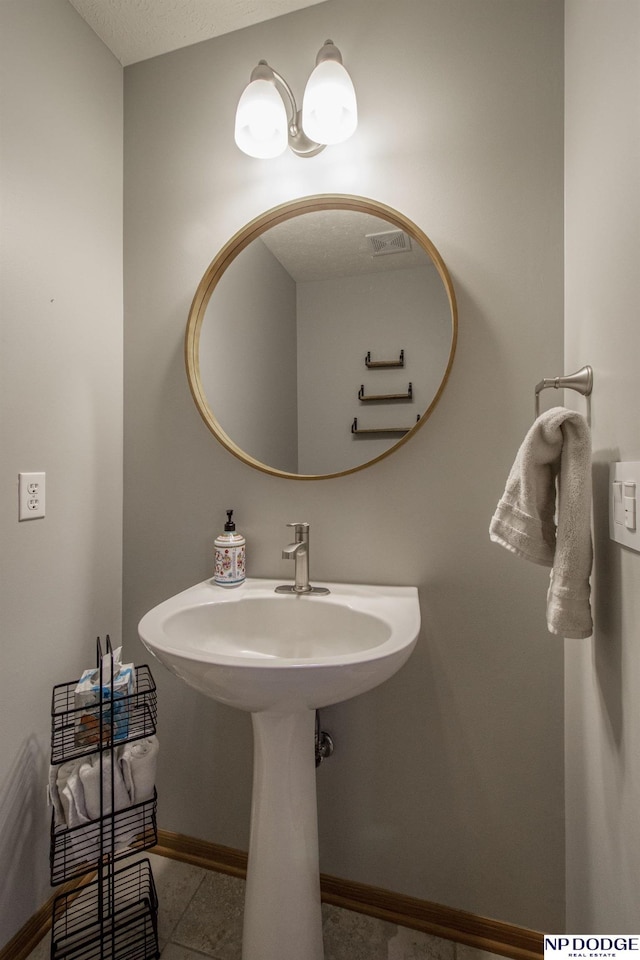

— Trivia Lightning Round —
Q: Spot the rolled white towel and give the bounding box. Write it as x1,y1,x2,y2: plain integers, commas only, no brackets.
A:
79,753,131,820
60,770,90,828
120,736,159,804
48,762,75,827
48,762,90,870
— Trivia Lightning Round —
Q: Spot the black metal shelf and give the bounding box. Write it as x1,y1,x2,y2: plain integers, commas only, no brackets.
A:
50,790,158,886
51,858,158,960
51,665,157,767
49,639,159,960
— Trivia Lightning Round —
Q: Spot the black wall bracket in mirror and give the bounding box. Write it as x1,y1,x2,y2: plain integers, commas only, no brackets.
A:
185,195,458,480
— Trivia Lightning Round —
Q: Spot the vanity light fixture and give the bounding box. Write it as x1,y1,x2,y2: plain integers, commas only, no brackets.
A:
234,40,357,159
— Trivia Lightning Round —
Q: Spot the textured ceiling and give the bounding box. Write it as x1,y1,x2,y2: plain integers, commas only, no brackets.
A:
260,211,431,283
68,0,330,66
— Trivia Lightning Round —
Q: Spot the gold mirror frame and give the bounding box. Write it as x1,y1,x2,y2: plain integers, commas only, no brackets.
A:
185,194,458,480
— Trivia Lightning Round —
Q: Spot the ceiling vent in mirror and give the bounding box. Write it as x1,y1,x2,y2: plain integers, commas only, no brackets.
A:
366,229,412,256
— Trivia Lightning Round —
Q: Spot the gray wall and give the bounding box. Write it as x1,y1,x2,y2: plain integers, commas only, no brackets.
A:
296,264,451,475
0,0,123,947
564,1,640,931
124,0,565,931
199,239,299,471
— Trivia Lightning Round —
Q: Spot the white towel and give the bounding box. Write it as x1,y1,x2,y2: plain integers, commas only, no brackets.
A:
48,760,90,828
48,761,77,827
79,753,131,820
490,406,593,639
46,760,91,870
60,769,90,828
120,736,159,804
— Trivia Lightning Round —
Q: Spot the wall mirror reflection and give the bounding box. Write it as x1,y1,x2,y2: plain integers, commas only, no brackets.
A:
186,196,458,479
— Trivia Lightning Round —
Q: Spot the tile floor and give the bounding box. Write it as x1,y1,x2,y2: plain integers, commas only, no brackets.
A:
28,852,505,960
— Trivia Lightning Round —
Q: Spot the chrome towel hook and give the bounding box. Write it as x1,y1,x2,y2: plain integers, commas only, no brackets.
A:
534,365,593,419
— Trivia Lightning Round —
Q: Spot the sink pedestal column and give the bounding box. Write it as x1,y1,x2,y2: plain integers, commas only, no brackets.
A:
242,708,324,960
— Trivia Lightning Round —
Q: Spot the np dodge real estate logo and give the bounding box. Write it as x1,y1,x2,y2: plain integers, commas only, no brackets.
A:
545,938,640,960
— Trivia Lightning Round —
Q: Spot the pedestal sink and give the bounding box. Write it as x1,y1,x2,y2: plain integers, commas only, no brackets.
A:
138,577,420,960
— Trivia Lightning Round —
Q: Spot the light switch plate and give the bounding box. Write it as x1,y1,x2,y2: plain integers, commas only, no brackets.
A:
609,462,640,551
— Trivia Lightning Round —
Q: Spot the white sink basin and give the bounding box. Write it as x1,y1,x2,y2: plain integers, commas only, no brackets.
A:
138,576,420,960
138,577,420,713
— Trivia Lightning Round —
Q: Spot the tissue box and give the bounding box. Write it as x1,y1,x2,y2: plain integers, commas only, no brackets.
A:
74,662,135,747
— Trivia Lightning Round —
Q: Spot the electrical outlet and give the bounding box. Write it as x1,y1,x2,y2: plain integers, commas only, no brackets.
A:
19,472,46,520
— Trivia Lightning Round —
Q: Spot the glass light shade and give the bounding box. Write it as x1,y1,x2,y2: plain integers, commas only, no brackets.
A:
234,78,288,159
301,60,358,145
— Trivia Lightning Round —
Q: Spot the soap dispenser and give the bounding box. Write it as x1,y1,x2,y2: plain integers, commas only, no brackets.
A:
214,510,246,586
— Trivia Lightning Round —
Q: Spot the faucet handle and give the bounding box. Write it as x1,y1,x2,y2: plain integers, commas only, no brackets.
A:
286,521,309,540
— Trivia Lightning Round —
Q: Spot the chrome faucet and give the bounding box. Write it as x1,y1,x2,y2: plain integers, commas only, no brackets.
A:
275,522,330,595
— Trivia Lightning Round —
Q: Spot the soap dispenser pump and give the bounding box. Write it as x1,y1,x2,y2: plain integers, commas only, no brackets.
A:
214,509,246,586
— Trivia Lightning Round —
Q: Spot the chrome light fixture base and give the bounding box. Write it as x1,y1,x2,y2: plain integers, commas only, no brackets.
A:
288,111,326,158
268,67,326,158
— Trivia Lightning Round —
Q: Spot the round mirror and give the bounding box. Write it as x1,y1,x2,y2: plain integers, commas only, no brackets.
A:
186,195,457,479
